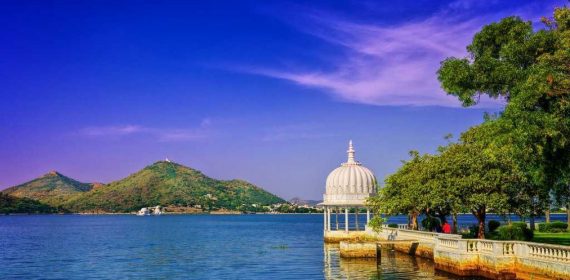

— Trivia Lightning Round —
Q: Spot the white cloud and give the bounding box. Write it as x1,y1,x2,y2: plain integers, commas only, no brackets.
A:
78,118,213,142
79,125,146,136
262,123,333,141
239,0,560,107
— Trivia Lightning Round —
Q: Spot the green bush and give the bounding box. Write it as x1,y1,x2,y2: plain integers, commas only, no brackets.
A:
488,220,501,232
368,215,386,233
421,216,441,231
538,222,568,233
467,224,480,238
497,222,533,241
388,223,398,228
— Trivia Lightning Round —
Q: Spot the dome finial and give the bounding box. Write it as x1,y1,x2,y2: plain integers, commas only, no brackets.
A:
347,140,356,164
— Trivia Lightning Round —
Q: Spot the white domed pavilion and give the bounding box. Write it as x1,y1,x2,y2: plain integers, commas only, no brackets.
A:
321,141,377,235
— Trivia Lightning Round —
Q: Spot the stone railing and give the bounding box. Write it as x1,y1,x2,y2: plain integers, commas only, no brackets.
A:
478,240,494,254
436,238,517,255
398,229,462,244
437,237,460,250
379,225,570,263
522,242,570,262
376,225,462,243
360,226,570,278
434,237,570,278
355,226,570,278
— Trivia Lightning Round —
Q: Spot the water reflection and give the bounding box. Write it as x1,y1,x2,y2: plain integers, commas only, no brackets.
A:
323,244,481,280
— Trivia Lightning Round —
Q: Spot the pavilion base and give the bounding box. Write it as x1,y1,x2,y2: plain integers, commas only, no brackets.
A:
323,230,380,243
339,241,378,258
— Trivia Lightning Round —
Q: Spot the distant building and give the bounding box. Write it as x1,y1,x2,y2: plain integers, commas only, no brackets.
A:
319,141,377,234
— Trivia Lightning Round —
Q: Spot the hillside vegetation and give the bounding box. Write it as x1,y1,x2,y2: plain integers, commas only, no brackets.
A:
1,161,284,213
0,193,60,214
2,171,94,206
64,161,284,212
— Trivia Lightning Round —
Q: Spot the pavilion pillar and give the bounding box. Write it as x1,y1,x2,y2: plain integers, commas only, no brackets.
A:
323,206,327,231
366,208,370,225
327,208,331,231
355,207,359,230
335,207,339,230
344,208,349,232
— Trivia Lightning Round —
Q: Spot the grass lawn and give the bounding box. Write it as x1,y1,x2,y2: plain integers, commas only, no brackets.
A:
532,232,570,246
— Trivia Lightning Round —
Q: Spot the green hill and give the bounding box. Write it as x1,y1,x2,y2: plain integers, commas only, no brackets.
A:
64,161,285,212
0,193,60,214
2,171,94,206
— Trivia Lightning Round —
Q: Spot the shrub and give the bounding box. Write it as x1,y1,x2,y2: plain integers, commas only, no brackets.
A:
467,224,480,238
538,221,568,233
388,223,398,228
368,215,386,233
488,220,501,232
421,216,441,231
497,222,534,241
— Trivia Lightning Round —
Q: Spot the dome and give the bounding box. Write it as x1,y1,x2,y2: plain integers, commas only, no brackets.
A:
322,141,377,206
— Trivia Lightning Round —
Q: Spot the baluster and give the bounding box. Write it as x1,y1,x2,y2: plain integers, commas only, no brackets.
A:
547,248,551,259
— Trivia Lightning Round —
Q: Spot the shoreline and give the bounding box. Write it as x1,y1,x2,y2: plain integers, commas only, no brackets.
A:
0,212,324,216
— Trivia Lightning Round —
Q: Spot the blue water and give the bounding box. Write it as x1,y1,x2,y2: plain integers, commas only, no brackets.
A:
0,214,565,279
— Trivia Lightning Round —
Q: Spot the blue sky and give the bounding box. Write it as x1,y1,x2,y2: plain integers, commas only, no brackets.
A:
0,0,566,199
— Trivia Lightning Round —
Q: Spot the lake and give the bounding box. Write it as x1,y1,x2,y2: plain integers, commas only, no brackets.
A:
0,214,565,279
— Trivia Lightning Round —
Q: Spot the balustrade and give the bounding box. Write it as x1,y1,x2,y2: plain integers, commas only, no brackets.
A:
479,240,494,253
437,238,459,249
526,243,570,262
377,227,570,266
373,227,570,278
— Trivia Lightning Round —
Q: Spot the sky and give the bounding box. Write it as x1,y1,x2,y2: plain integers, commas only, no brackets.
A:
0,0,567,200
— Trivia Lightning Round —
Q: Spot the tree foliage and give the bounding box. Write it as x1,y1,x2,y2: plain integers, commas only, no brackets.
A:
438,6,570,229
369,129,524,238
370,6,570,238
0,193,60,214
64,161,285,212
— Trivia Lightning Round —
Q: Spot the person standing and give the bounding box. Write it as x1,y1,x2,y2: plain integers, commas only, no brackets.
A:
442,221,451,234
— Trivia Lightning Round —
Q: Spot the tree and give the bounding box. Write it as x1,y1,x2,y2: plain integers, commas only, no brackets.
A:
552,175,570,230
437,7,570,230
368,151,431,230
368,128,524,239
370,7,570,238
447,127,525,238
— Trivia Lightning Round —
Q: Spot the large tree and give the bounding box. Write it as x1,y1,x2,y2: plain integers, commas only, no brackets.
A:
437,7,570,229
368,151,430,230
449,126,525,238
368,128,524,239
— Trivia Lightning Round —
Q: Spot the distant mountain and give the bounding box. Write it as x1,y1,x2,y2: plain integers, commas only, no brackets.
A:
2,171,95,206
64,161,285,212
289,197,322,206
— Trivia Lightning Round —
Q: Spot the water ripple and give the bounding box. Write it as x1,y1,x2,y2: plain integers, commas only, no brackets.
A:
1,215,479,279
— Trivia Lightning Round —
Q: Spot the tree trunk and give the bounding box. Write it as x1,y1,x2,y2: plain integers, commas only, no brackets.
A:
411,212,418,230
567,203,570,231
435,211,447,233
529,215,536,231
545,209,551,223
473,206,486,239
477,216,485,239
452,213,458,234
